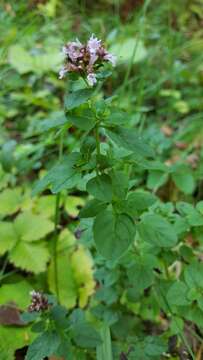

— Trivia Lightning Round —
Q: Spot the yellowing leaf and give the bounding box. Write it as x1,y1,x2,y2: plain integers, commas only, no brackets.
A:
0,188,22,216
20,190,35,212
34,195,56,218
48,252,77,308
65,195,85,218
48,245,95,309
174,100,189,114
14,212,54,242
9,241,50,274
57,228,75,253
71,246,95,308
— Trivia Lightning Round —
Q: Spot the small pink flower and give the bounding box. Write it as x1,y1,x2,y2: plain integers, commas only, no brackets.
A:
63,39,83,62
87,73,97,86
87,34,101,54
89,52,98,66
28,290,49,312
62,46,68,56
59,66,68,79
104,53,116,67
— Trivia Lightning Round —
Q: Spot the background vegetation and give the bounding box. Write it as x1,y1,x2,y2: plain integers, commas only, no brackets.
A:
0,0,203,359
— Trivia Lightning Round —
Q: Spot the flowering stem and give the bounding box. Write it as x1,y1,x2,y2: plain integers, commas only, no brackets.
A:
53,130,64,302
95,123,100,176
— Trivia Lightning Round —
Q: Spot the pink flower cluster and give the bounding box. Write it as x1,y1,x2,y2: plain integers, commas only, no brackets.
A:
59,35,116,86
28,290,49,312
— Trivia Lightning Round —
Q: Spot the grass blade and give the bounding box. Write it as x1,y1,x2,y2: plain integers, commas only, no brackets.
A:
96,323,113,360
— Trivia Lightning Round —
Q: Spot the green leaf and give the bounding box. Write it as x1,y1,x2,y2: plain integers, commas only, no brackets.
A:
176,202,203,227
72,322,102,348
81,136,96,156
65,89,94,110
138,214,178,248
14,212,54,241
50,305,69,330
170,316,184,335
172,164,195,194
25,331,60,360
167,281,190,306
147,170,168,190
9,241,50,274
197,201,203,215
67,109,96,131
184,261,203,289
92,305,118,326
106,110,127,126
8,45,63,75
55,339,73,360
93,209,135,260
106,127,154,158
0,325,33,360
127,255,155,293
126,190,157,216
131,336,166,359
79,199,107,218
110,37,147,64
1,140,16,172
0,188,22,216
8,45,33,74
0,280,33,309
0,222,17,255
86,174,113,202
184,307,203,328
95,287,117,305
32,153,81,195
96,324,113,360
111,170,129,200
36,111,68,133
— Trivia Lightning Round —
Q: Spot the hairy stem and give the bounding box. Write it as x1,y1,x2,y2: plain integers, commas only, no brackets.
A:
53,130,64,302
95,123,100,176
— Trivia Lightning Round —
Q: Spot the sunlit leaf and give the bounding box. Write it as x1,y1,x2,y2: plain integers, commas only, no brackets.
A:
0,280,33,309
0,222,17,255
65,196,85,218
0,326,33,360
71,246,95,308
14,212,54,242
0,188,22,216
9,241,50,274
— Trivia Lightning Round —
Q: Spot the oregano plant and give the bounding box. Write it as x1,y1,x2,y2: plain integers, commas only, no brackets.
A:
22,34,203,360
